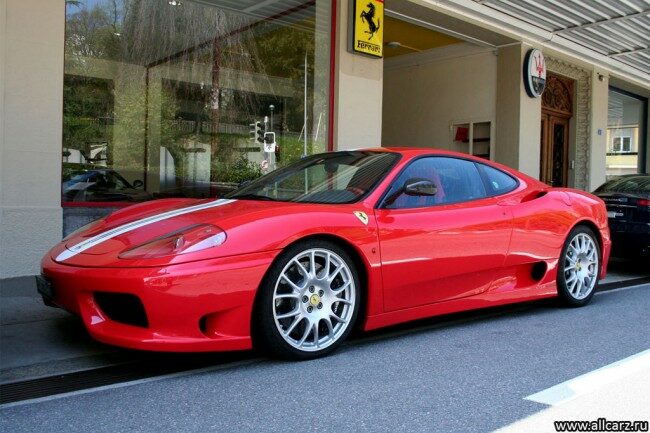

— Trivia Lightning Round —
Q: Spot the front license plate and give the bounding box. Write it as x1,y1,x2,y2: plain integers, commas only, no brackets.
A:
35,275,54,299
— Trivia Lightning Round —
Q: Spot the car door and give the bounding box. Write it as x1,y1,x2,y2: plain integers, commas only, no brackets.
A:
375,156,513,312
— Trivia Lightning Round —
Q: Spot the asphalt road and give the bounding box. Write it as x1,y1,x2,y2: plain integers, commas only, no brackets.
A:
1,284,648,433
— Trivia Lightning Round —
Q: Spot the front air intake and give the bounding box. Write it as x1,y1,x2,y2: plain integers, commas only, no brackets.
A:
94,292,149,328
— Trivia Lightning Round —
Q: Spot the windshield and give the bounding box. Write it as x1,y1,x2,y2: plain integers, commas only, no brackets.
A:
595,175,650,194
228,151,399,204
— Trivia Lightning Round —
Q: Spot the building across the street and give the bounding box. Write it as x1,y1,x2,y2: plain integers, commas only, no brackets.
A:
1,0,648,279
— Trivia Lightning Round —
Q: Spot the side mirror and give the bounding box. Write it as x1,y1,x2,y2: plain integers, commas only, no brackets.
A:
403,178,437,196
383,177,437,206
132,180,144,189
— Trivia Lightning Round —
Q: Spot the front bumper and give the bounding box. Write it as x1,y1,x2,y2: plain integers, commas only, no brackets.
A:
41,250,278,352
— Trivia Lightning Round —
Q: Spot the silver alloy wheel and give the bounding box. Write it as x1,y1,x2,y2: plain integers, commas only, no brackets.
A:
272,248,356,352
563,232,599,300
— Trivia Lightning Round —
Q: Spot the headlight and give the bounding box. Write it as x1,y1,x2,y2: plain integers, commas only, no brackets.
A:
119,224,226,259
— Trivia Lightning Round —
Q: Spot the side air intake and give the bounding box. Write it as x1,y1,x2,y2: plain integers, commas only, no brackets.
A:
531,262,548,282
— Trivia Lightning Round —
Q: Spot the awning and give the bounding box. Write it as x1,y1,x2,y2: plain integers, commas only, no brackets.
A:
474,0,650,76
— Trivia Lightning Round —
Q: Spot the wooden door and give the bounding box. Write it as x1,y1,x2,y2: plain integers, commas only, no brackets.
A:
540,114,570,187
540,73,574,187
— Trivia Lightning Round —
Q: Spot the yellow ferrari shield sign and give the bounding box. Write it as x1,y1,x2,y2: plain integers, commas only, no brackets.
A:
351,0,383,58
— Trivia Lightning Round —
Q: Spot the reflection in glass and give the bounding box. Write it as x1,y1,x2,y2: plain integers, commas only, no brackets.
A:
606,89,647,179
63,0,331,204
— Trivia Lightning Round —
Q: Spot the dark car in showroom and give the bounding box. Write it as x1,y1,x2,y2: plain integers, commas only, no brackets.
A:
63,167,152,203
594,174,650,258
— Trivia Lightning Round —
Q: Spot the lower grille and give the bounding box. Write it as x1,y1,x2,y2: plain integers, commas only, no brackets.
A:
94,292,149,328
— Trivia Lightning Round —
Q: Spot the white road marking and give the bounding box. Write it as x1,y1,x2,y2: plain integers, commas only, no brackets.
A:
55,199,235,262
525,349,650,406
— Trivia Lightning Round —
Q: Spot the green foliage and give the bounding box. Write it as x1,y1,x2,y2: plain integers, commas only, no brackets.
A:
278,135,306,167
63,75,114,159
213,153,263,184
277,134,327,167
65,2,122,63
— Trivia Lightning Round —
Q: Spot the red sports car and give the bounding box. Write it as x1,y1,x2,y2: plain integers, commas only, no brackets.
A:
39,149,611,359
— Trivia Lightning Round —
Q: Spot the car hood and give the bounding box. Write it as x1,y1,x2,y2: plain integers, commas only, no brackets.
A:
55,198,296,266
51,198,371,268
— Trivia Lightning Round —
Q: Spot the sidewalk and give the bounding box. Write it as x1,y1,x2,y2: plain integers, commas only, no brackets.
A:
1,258,648,383
0,277,140,383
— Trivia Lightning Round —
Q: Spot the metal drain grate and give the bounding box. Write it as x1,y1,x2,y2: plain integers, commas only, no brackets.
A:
598,276,650,292
0,353,250,405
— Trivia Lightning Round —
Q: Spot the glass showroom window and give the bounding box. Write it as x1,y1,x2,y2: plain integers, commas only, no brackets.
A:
63,0,332,205
606,88,648,179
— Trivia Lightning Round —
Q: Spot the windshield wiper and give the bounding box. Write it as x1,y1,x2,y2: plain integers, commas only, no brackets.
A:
230,193,276,201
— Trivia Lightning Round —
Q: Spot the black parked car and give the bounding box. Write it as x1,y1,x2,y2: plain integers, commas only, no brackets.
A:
593,174,650,258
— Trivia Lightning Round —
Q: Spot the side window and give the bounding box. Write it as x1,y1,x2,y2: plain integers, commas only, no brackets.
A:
384,157,487,209
478,164,518,196
105,172,125,190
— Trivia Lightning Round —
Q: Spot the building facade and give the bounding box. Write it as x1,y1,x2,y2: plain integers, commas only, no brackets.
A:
1,0,649,279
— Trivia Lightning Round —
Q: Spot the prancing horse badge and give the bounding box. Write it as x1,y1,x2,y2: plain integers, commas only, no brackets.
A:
353,211,369,225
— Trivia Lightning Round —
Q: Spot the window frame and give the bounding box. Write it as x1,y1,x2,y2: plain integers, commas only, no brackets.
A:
611,135,633,154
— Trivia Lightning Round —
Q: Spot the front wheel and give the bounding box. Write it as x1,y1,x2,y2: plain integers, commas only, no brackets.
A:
557,226,600,307
254,240,360,360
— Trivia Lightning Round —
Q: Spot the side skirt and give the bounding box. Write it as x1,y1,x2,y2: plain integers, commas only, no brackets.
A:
363,281,557,331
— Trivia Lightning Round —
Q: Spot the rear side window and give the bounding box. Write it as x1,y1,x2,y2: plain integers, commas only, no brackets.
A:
478,164,518,196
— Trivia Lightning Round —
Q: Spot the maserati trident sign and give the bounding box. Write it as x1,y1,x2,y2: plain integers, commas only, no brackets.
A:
524,48,546,98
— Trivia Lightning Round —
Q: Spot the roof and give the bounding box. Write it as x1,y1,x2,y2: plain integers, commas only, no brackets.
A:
473,0,650,76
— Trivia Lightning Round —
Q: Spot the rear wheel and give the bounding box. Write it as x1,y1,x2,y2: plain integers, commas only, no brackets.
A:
557,226,600,307
254,240,360,360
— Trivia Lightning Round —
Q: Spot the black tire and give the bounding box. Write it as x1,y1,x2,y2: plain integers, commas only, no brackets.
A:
557,225,601,307
253,239,361,360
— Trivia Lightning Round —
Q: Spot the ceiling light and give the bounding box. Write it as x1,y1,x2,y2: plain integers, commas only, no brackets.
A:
385,41,422,52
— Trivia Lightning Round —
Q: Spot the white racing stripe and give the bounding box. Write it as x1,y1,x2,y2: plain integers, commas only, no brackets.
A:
55,199,236,262
525,349,650,406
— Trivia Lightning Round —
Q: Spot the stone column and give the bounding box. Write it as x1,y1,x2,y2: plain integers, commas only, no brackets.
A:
1,0,64,278
589,70,609,191
333,0,384,151
495,43,542,178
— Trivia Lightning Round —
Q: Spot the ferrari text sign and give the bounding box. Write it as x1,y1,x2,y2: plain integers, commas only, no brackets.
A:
350,0,383,58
